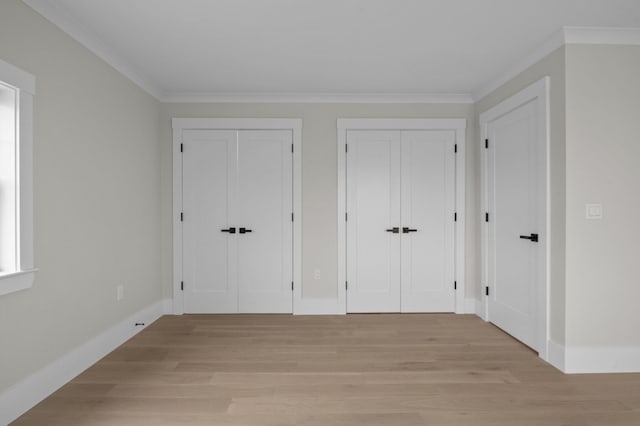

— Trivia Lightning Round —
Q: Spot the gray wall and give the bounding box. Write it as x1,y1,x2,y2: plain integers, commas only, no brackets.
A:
565,44,640,347
475,47,567,345
0,0,163,392
160,103,477,301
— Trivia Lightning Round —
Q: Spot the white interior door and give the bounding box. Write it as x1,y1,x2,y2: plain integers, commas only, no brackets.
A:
182,129,293,314
182,130,238,313
237,130,293,313
346,130,401,312
401,131,456,312
486,100,540,350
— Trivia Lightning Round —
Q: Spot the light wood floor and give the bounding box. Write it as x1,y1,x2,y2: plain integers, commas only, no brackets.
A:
13,314,640,425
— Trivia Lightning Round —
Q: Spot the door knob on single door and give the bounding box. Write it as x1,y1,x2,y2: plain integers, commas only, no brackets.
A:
519,233,538,242
385,227,400,234
239,227,252,234
402,227,418,233
221,227,236,234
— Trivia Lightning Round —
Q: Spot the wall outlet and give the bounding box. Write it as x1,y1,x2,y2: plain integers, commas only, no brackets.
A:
313,269,321,280
116,285,124,301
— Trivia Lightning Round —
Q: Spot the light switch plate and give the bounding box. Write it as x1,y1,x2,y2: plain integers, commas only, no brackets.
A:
585,203,602,220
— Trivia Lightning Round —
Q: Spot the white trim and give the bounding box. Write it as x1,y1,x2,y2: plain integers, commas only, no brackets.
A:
563,26,640,45
474,26,640,101
475,298,487,320
463,298,477,314
163,92,474,104
474,28,564,101
479,77,550,362
547,340,566,372
172,118,302,315
546,341,640,374
172,118,303,131
0,299,171,425
294,298,345,315
21,0,163,99
0,59,35,94
0,62,36,296
337,118,467,315
0,269,37,296
337,118,466,132
564,346,640,374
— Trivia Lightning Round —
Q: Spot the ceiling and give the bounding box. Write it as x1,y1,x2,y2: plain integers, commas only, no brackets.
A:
21,0,640,101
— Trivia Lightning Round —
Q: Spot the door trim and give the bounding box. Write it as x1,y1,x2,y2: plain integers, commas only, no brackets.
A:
172,118,302,315
337,119,467,314
479,77,550,360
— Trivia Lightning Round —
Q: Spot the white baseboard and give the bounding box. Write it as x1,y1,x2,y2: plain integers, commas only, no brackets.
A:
475,298,487,320
547,339,566,372
162,298,174,315
463,298,477,314
0,298,171,425
564,345,640,374
544,340,640,374
294,297,345,315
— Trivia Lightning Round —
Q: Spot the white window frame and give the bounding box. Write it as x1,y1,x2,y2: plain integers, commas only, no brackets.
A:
0,59,36,296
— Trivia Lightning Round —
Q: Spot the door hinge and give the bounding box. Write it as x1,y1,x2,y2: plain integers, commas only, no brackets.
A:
291,212,294,222
454,212,457,222
454,144,458,153
180,143,183,152
345,144,348,153
291,281,294,291
345,212,348,221
454,281,457,290
346,281,348,290
485,139,489,149
291,143,294,153
181,212,184,222
181,281,184,291
485,212,489,222
485,286,489,296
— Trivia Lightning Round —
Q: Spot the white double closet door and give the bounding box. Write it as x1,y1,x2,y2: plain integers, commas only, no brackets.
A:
182,129,293,313
346,130,456,313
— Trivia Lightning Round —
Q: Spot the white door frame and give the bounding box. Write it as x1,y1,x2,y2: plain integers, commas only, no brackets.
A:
172,118,302,315
479,77,550,360
337,118,467,314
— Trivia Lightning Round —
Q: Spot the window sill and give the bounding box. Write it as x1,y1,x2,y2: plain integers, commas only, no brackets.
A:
0,269,37,296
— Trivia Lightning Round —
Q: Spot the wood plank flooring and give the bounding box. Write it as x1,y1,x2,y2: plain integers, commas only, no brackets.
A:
13,314,640,425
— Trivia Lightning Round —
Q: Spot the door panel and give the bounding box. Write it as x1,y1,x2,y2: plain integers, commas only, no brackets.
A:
237,130,293,313
182,130,238,313
346,130,401,312
401,131,456,312
487,100,539,349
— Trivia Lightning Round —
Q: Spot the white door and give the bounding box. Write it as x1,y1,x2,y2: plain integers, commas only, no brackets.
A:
346,130,402,312
486,100,541,350
182,129,293,313
237,130,293,313
182,130,238,313
401,131,456,312
346,130,455,313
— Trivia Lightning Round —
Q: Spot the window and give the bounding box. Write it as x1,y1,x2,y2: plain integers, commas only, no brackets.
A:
0,58,35,296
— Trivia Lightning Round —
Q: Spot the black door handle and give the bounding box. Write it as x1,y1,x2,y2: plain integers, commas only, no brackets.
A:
519,233,539,242
221,227,236,234
239,227,252,234
385,227,399,234
403,227,418,233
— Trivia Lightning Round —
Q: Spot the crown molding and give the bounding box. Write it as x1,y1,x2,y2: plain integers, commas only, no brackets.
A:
564,26,640,45
21,0,164,100
473,26,640,101
473,28,565,102
161,91,474,104
15,5,640,105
